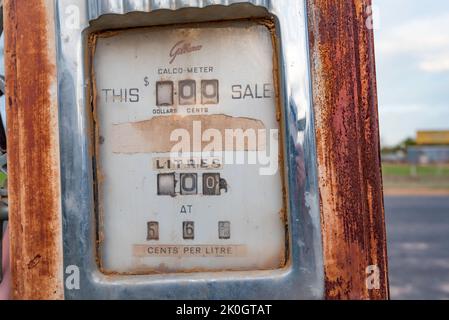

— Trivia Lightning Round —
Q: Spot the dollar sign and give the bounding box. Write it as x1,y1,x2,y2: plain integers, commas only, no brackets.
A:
144,76,150,87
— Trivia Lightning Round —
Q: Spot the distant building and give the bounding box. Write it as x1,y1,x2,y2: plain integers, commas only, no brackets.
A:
416,130,449,145
407,146,449,164
382,150,406,163
407,130,449,164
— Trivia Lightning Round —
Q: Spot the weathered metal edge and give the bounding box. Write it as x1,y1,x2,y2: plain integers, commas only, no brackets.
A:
307,0,389,299
4,0,64,300
87,0,272,21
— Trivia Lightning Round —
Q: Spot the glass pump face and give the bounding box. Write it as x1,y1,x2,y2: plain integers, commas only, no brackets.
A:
92,21,287,274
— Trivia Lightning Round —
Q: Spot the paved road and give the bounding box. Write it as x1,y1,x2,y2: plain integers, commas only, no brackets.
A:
385,196,449,300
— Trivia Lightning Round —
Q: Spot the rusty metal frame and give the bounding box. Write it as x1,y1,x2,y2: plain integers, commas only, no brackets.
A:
307,0,389,299
4,0,64,299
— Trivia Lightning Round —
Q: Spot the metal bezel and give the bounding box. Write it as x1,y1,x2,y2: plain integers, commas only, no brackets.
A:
56,0,324,299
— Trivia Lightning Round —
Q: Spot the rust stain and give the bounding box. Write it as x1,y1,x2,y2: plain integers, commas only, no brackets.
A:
27,255,42,270
110,115,267,153
264,17,291,268
101,244,286,276
4,0,64,299
307,0,389,299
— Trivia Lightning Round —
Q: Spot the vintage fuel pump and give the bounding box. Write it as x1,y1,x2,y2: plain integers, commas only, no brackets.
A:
2,0,389,299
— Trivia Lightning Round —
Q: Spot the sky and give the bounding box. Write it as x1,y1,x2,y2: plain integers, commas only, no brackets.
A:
373,0,449,147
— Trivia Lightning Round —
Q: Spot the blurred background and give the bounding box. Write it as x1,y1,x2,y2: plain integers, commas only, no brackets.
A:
374,0,449,299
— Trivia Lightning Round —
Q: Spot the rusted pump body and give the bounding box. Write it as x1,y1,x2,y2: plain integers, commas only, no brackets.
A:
3,0,388,300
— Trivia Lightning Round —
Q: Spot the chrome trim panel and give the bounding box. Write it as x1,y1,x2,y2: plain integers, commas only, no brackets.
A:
55,0,324,299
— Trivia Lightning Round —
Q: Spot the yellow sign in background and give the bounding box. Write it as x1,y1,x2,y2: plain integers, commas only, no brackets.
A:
417,131,449,145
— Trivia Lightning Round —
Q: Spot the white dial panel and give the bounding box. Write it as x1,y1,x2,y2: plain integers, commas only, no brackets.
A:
93,21,286,274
